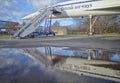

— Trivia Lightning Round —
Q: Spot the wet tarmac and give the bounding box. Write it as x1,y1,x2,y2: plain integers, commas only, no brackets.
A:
0,47,120,83
0,36,120,83
0,35,120,49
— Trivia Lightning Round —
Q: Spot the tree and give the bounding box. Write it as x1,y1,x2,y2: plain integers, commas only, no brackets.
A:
93,15,120,34
76,15,120,34
22,22,26,26
52,20,60,28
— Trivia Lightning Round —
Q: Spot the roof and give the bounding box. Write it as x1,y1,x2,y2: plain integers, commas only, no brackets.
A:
0,20,16,23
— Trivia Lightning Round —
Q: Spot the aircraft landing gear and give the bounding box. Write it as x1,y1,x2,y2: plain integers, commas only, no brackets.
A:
89,15,98,35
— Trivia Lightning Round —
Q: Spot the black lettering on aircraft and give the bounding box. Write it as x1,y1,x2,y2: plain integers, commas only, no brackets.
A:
75,4,92,9
62,4,92,10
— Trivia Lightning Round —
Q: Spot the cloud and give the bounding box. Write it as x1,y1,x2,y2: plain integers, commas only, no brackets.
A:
0,0,11,9
12,11,25,17
0,10,8,16
0,0,12,18
0,0,57,21
0,0,18,21
26,0,61,10
31,0,52,9
0,0,67,22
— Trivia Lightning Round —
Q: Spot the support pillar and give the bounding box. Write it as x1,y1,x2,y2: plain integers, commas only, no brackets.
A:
89,15,93,35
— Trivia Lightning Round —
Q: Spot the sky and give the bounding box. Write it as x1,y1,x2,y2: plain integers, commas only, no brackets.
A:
0,0,75,26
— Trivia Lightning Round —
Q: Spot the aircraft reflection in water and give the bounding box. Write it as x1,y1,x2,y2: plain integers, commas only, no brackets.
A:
23,47,120,82
0,47,120,83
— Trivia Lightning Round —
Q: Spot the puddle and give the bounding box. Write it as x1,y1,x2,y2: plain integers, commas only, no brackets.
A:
0,47,120,83
36,47,120,62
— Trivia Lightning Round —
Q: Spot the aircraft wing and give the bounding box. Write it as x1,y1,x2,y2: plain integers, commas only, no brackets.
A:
22,6,62,20
22,11,41,20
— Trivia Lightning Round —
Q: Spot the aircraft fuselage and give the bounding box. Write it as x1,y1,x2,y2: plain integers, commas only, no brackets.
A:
52,0,120,18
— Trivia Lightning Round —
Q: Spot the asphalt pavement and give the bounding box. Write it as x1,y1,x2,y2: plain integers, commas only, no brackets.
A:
0,35,120,50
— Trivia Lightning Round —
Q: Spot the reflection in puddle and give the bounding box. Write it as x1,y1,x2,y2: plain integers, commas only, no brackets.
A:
0,47,120,83
0,49,53,83
36,47,120,62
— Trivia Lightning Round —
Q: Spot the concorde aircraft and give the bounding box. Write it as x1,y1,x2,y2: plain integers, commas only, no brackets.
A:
14,0,120,38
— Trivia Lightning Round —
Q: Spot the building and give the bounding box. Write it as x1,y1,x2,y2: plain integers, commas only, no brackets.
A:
52,26,68,35
0,20,18,34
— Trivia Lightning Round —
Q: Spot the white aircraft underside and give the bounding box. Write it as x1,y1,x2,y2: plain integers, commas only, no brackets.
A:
22,0,120,20
14,0,120,38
